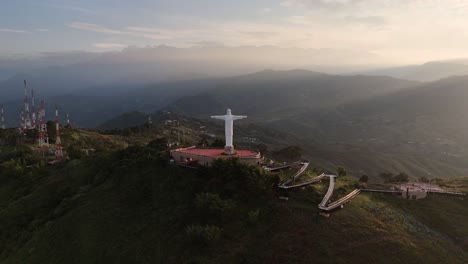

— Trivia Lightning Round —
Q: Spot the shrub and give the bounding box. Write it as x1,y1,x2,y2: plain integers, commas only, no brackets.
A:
185,225,222,245
379,172,409,183
67,143,83,160
418,176,429,183
147,137,168,151
195,192,235,222
205,158,278,198
359,175,369,183
272,146,303,161
210,137,225,147
393,172,409,182
337,166,347,177
247,209,260,225
256,143,268,155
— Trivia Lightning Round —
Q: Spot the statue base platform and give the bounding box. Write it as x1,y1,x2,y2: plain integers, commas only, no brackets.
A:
224,146,236,155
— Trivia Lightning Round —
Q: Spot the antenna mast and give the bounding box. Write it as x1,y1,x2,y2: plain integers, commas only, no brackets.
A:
20,111,25,130
23,80,31,129
38,100,49,148
1,105,4,129
31,88,36,128
54,104,64,159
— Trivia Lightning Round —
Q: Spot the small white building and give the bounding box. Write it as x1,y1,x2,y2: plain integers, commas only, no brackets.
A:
395,183,427,200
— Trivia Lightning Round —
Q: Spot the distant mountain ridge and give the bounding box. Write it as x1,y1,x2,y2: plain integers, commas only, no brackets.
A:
166,69,419,119
0,45,386,101
363,61,468,82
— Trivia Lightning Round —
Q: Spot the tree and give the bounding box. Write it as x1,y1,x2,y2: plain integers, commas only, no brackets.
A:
393,172,409,182
147,137,168,151
359,175,369,183
211,137,225,147
195,192,235,223
204,158,279,197
418,176,429,183
380,172,409,183
272,146,302,161
185,225,222,245
67,143,83,159
337,166,347,177
256,143,268,156
198,134,211,146
379,172,394,183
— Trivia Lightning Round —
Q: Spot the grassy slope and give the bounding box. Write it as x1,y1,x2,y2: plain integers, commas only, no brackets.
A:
1,157,466,264
1,127,466,263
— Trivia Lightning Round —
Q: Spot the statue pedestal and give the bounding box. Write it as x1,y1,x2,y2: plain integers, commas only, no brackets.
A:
224,146,236,155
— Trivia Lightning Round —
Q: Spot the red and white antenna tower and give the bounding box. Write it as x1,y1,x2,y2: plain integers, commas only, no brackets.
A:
37,103,42,146
1,104,5,129
31,88,36,128
38,100,49,148
54,104,64,159
23,80,31,129
20,111,25,130
38,101,44,146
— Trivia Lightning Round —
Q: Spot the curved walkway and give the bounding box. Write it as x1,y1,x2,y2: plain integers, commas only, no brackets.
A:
270,161,312,188
318,175,336,208
279,173,326,189
319,189,361,211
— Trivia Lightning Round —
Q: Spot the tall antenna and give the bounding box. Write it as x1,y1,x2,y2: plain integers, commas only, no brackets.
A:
31,88,36,128
23,80,31,129
37,103,42,147
20,111,25,130
41,100,49,147
54,104,64,159
1,105,5,129
37,101,46,148
37,101,44,148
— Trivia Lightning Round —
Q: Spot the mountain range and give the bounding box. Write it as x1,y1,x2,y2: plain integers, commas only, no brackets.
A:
2,46,468,101
3,51,468,177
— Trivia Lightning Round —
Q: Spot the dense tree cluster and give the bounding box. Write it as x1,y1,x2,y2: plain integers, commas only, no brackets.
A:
379,172,410,183
272,146,303,161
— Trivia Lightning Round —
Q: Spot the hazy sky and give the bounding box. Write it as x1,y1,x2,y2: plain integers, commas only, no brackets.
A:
2,0,468,64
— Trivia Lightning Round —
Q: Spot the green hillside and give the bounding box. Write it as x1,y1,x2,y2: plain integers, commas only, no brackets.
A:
0,126,466,263
161,71,468,178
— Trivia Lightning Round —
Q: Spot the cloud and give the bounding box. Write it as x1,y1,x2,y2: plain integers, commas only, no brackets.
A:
240,31,277,39
280,1,294,7
280,0,368,10
67,22,121,34
93,43,127,49
69,23,191,40
260,8,272,13
50,5,96,15
65,1,468,65
0,28,30,34
287,15,386,27
188,41,225,47
286,16,313,26
125,27,174,39
343,15,386,26
36,28,49,32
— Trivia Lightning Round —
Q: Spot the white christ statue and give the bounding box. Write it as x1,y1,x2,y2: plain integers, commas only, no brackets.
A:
211,109,247,155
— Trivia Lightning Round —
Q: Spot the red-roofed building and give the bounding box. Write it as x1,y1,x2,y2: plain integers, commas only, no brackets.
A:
171,146,261,166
